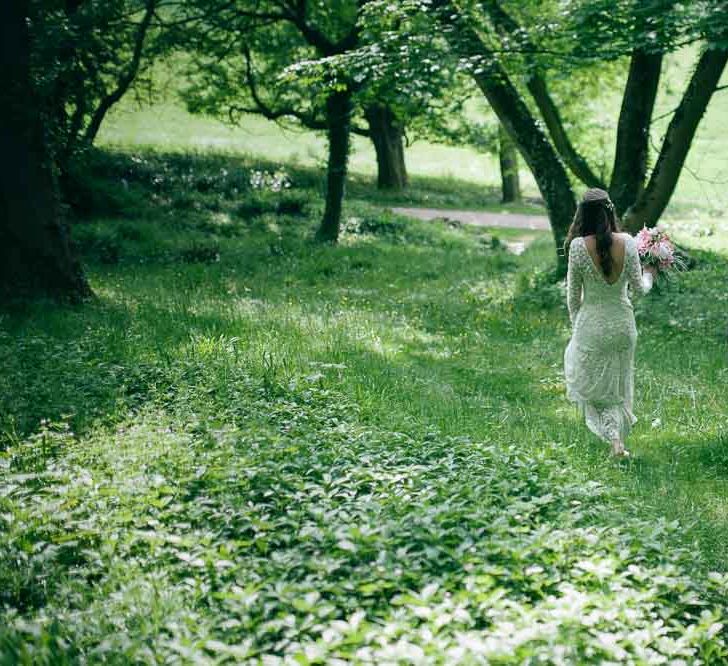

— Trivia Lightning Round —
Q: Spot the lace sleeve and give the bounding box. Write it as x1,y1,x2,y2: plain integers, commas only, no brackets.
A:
566,240,583,324
626,236,653,298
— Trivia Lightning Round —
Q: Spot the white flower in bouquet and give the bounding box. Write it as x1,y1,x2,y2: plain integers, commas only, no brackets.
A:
657,240,674,262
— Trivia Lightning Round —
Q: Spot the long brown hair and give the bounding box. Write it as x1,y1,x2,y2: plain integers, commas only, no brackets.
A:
564,188,620,277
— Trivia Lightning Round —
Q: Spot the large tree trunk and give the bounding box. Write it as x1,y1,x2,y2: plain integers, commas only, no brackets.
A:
623,48,728,232
609,50,663,216
317,91,353,243
498,122,521,203
0,0,91,301
434,0,575,275
365,104,408,190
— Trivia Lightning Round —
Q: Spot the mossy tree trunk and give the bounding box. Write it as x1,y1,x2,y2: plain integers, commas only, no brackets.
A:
0,0,91,301
498,122,521,203
623,48,728,232
483,0,606,191
365,104,408,190
434,1,575,275
609,50,663,217
473,64,575,275
317,91,353,243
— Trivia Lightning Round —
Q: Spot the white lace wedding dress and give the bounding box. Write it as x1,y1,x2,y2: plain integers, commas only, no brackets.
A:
564,233,653,443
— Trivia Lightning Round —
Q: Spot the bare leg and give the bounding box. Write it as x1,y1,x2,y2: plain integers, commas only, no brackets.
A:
610,439,630,458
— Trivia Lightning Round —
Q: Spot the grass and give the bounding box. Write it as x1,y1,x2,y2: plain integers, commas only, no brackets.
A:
99,102,540,211
1,148,728,662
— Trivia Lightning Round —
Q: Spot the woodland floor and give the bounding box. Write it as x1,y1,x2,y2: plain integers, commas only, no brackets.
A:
1,149,727,663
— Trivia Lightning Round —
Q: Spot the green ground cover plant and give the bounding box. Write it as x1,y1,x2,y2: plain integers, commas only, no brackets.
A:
1,149,727,663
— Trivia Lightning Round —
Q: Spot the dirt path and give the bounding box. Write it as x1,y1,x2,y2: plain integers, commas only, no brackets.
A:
391,206,550,231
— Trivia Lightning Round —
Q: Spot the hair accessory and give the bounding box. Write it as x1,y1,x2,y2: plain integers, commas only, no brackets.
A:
582,187,614,211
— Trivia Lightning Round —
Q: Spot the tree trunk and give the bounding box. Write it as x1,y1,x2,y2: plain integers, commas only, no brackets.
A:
622,48,728,232
473,70,574,275
609,50,663,216
365,104,408,190
317,91,353,243
0,0,91,301
434,0,575,275
473,65,575,275
498,122,521,203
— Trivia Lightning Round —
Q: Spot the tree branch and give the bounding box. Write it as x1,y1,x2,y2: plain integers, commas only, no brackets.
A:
83,0,157,145
152,0,234,27
481,0,605,189
287,0,337,55
236,45,328,130
526,74,606,190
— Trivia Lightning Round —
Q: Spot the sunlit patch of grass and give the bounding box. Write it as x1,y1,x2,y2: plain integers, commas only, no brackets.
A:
98,100,542,200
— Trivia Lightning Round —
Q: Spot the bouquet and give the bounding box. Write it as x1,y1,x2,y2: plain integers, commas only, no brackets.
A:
635,226,686,280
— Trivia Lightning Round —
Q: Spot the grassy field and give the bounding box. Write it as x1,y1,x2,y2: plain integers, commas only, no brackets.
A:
1,149,727,662
99,102,537,207
99,47,728,217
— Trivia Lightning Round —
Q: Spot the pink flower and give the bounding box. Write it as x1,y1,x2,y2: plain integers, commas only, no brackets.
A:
635,226,683,278
636,228,652,254
636,228,650,243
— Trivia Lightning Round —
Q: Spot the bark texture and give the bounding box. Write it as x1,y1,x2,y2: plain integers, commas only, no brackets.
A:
609,50,663,216
498,122,521,203
0,0,91,301
366,104,408,190
317,91,353,243
623,48,728,232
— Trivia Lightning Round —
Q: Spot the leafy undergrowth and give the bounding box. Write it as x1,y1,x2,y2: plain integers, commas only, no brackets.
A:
2,369,727,664
1,148,728,663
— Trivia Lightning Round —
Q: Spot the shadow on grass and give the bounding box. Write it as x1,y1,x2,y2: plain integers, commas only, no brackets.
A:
626,432,728,481
0,298,139,441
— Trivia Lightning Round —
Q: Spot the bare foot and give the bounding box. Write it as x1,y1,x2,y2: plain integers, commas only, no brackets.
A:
610,440,630,458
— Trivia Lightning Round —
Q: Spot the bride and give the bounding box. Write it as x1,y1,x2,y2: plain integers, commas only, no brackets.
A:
563,188,656,458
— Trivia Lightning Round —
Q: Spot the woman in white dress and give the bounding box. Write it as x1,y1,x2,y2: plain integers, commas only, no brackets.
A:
564,188,655,457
